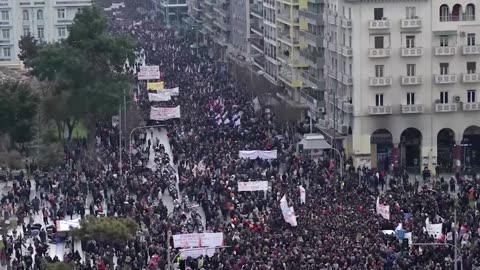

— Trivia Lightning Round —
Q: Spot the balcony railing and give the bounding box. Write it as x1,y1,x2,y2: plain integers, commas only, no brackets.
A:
205,0,216,5
439,15,475,22
401,75,423,85
277,32,299,45
435,103,458,112
462,45,480,55
401,18,422,28
434,74,457,84
300,30,323,44
401,47,424,57
369,76,393,86
299,48,323,63
368,19,391,30
369,105,392,115
250,38,264,51
463,102,480,111
401,104,424,114
250,4,263,18
299,9,323,23
462,73,480,83
434,46,457,56
277,13,299,24
368,48,392,58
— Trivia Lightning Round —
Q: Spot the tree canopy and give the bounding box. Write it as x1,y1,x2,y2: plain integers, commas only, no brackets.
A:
72,216,138,245
24,6,136,140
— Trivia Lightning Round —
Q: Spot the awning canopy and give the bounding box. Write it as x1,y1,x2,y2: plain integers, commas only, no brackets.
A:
298,137,332,150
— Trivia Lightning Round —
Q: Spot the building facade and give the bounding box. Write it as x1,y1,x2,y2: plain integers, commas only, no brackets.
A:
0,0,92,67
324,0,480,172
157,0,188,26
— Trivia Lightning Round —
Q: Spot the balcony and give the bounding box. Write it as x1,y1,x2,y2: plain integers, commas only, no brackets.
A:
250,38,264,52
301,70,323,89
214,7,228,17
192,5,203,12
401,47,424,57
341,46,352,57
343,101,353,113
434,74,457,84
250,4,263,18
277,12,299,25
205,0,216,5
369,105,392,115
250,22,263,35
214,19,230,32
342,74,353,85
400,18,422,29
277,0,299,5
434,46,456,56
463,102,480,111
341,17,352,28
368,19,391,30
462,73,480,83
299,9,323,24
462,45,480,55
435,103,458,113
300,30,323,44
279,65,302,87
299,48,323,67
401,104,424,114
253,55,265,68
401,76,423,85
369,76,392,87
368,48,392,58
277,31,300,46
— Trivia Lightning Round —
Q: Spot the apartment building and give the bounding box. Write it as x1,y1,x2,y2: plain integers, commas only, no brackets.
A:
157,0,188,26
0,0,92,67
323,0,480,172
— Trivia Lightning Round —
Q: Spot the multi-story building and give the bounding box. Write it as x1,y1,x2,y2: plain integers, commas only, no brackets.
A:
324,0,480,172
0,0,92,67
157,0,188,26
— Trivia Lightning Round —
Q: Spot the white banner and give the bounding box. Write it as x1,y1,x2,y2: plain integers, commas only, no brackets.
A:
56,218,81,232
299,186,306,204
150,106,181,121
148,92,171,102
376,197,390,220
138,65,160,80
280,195,297,227
238,150,277,160
179,248,216,259
425,223,443,239
161,86,179,96
238,181,268,192
173,233,224,248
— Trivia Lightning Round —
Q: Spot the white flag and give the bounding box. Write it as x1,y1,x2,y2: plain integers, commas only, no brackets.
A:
299,186,306,204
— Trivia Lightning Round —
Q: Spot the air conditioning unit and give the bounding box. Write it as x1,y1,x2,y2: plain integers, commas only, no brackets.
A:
382,17,388,20
454,96,461,102
435,99,441,104
318,107,325,113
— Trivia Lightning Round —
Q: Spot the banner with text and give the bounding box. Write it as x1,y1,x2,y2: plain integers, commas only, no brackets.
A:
147,81,164,90
150,106,181,121
139,66,160,80
238,150,277,160
280,195,297,227
148,92,171,102
160,86,179,96
425,222,443,239
238,181,268,192
173,232,224,248
376,197,390,220
179,248,216,259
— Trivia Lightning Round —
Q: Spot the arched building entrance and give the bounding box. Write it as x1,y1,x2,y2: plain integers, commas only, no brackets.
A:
371,129,393,171
462,126,480,168
400,128,422,172
437,128,455,173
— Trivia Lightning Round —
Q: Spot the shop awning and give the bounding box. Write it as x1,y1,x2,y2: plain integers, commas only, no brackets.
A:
298,137,331,150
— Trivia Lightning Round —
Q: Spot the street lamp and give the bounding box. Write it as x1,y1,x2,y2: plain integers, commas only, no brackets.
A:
128,124,167,169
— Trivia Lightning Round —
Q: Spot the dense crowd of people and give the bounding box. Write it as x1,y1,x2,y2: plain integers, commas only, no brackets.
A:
1,2,480,270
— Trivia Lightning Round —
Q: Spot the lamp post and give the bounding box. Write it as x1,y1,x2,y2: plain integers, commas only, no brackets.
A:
128,124,167,169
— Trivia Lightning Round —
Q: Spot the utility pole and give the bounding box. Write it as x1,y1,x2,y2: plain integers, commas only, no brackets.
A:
123,88,127,147
454,206,458,270
119,106,123,176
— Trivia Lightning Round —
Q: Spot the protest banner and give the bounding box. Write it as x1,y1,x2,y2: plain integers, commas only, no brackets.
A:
280,195,297,227
173,232,224,248
160,86,179,96
299,186,306,204
376,197,390,220
238,181,268,192
179,248,216,259
148,92,171,102
238,150,277,160
138,65,160,80
56,218,81,232
150,106,181,121
425,222,443,239
147,81,164,90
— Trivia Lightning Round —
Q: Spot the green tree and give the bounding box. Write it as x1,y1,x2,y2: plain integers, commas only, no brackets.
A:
72,216,138,245
18,33,39,62
0,81,39,145
25,6,135,140
37,143,65,169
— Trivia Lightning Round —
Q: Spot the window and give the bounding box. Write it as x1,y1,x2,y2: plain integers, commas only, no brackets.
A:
1,29,9,40
375,65,384,77
23,10,29,20
37,10,43,20
440,91,449,104
407,64,416,76
406,7,416,19
23,27,30,36
467,90,476,103
37,27,44,40
467,33,476,46
440,35,449,47
374,36,384,49
3,47,10,57
465,4,475,21
57,8,65,19
407,92,415,105
406,35,415,48
440,63,449,75
58,27,66,38
1,10,9,21
375,94,384,106
440,4,449,21
374,8,384,20
467,62,476,74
